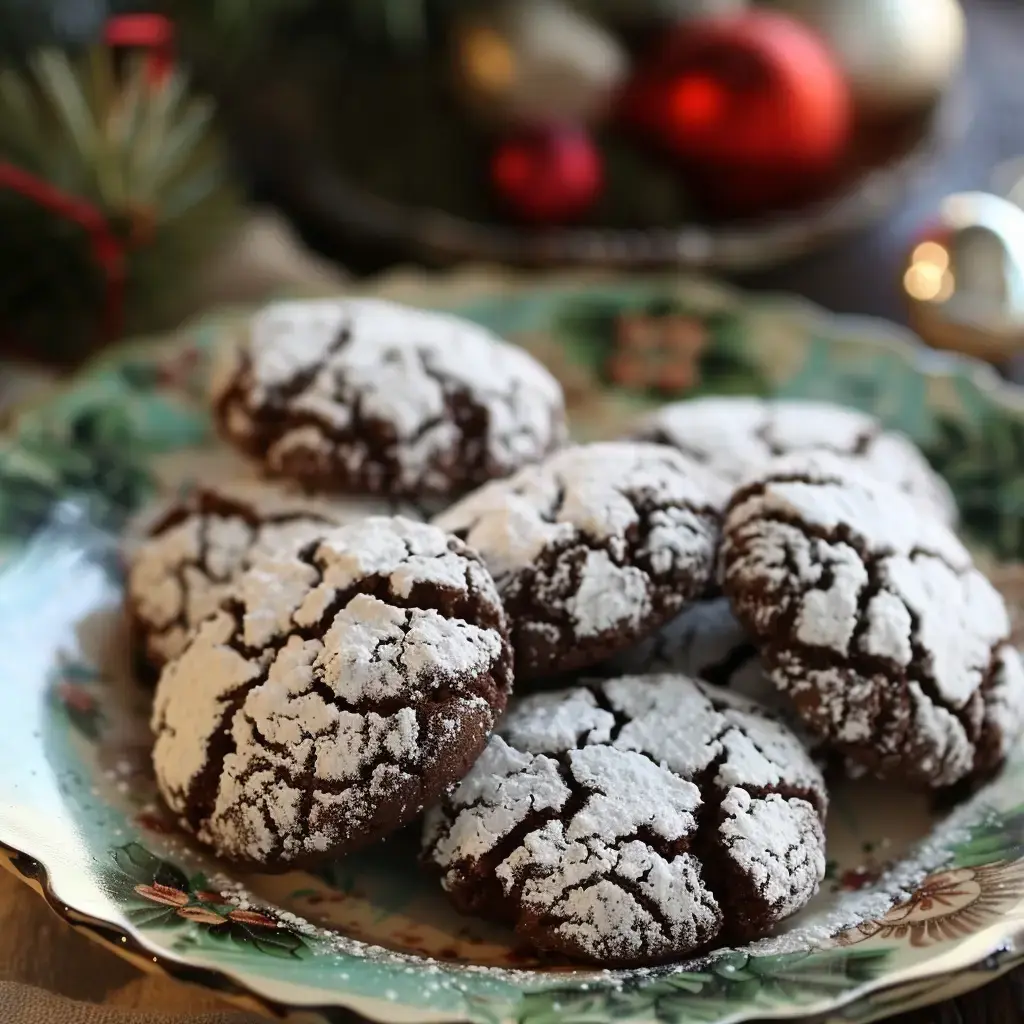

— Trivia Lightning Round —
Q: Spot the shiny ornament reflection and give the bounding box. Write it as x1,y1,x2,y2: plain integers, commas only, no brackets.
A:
452,0,627,128
905,192,1024,363
773,0,964,115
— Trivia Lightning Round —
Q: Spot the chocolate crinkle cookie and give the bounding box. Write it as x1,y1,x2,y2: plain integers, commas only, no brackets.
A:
423,674,827,966
434,442,729,680
151,516,513,868
212,298,568,499
631,396,956,524
127,481,411,670
722,452,1024,788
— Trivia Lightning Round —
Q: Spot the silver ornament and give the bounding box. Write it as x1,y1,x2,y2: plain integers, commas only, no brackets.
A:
904,192,1024,364
775,0,965,113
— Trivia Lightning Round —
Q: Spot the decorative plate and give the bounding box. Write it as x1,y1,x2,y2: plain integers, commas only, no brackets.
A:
2,271,1024,1024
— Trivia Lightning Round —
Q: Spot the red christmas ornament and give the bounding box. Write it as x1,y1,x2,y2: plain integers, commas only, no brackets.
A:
0,162,128,343
491,126,603,224
622,10,852,211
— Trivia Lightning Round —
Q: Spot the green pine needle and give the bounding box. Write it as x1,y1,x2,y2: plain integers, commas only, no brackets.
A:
0,46,240,359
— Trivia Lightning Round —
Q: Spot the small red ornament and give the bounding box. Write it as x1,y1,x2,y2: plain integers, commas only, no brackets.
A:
622,11,852,212
491,125,603,224
104,14,175,88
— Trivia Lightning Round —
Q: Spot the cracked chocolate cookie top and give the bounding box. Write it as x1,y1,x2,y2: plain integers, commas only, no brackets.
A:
632,397,956,524
127,481,412,669
721,453,1024,788
212,298,568,499
151,516,513,867
423,674,827,966
433,442,729,680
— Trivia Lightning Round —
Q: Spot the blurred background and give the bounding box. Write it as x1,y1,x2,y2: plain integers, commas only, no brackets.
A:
1,0,1023,375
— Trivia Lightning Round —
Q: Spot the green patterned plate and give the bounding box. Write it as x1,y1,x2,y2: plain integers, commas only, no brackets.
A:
2,271,1024,1024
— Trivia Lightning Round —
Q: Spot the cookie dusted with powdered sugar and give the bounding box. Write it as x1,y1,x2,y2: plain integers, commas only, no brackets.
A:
631,397,956,524
434,442,729,680
151,516,512,868
212,298,567,499
721,452,1024,788
127,481,415,670
423,675,827,966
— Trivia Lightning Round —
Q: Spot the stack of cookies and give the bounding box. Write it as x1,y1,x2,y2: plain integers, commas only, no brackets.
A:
128,298,1024,969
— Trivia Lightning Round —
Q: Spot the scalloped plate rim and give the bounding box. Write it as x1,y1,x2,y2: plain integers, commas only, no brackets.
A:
4,834,1024,1024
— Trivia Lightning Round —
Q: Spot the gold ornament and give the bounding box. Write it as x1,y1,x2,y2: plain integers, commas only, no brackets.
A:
904,192,1024,365
452,0,628,128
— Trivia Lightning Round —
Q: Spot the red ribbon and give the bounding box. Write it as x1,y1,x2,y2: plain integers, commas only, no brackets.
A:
104,14,175,87
0,162,127,343
0,16,176,347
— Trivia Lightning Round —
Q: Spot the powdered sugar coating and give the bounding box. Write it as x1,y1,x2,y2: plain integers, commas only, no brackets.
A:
127,481,412,668
424,674,826,966
434,443,729,678
213,298,567,498
722,453,1024,786
632,397,956,524
152,516,512,866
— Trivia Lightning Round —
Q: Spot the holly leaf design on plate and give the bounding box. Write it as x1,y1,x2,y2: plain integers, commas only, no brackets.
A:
175,916,312,960
225,918,311,959
0,400,154,542
104,844,313,956
948,803,1024,868
551,294,629,375
517,947,893,1024
694,311,770,398
127,901,189,929
924,413,1024,560
109,842,191,893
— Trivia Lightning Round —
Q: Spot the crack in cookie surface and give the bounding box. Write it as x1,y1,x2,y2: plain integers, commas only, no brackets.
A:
423,675,826,966
721,455,1024,787
632,397,956,523
434,443,729,680
213,298,567,499
127,481,408,670
152,516,512,868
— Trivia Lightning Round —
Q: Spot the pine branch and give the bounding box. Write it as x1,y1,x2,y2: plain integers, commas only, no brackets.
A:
0,46,240,358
